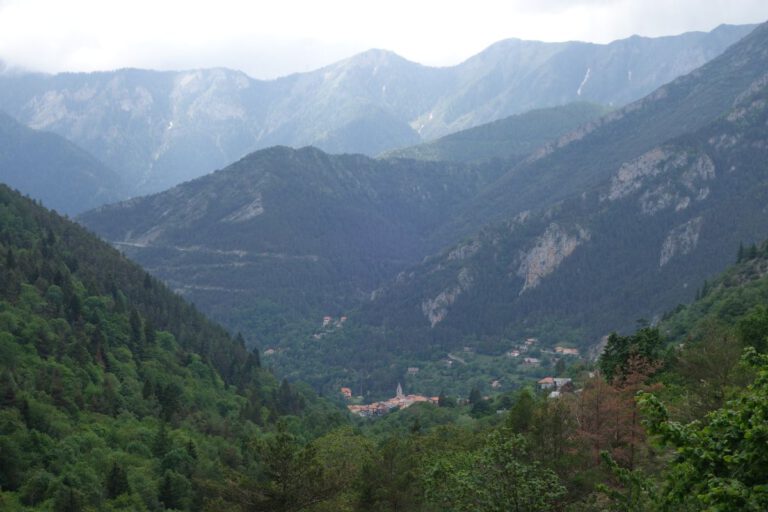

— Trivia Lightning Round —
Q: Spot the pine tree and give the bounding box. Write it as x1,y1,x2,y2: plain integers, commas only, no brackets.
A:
0,371,17,407
105,461,130,499
129,308,142,346
153,422,171,457
748,243,759,259
143,319,155,346
158,470,191,510
141,379,154,400
469,387,482,405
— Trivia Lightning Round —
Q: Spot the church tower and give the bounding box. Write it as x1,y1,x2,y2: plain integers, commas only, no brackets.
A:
396,382,404,399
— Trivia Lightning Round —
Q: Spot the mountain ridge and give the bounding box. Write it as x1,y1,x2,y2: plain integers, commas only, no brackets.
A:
0,24,753,197
77,145,507,344
381,102,610,162
0,110,122,215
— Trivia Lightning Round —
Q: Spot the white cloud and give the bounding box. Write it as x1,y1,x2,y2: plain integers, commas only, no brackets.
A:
0,0,766,78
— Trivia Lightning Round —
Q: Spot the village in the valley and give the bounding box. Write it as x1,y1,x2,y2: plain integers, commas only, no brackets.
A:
260,316,587,418
344,383,439,418
337,333,585,417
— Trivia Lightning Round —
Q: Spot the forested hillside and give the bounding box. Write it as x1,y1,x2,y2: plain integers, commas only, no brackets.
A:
6,184,768,512
0,184,345,510
283,240,768,511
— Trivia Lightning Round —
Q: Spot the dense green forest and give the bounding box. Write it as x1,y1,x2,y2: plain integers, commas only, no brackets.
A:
0,185,346,510
3,179,768,510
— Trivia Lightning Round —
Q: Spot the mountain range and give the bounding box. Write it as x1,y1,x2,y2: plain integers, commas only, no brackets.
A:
0,24,752,196
364,20,768,352
5,13,768,512
79,21,768,396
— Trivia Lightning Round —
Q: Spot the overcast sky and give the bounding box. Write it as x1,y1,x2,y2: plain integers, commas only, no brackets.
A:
0,0,766,79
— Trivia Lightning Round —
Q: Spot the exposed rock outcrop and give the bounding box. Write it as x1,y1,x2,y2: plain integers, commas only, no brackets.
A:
659,216,704,267
421,267,474,327
221,193,264,222
516,223,590,293
605,146,715,215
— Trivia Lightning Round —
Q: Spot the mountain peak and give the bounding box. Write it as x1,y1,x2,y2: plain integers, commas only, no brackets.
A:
340,48,415,69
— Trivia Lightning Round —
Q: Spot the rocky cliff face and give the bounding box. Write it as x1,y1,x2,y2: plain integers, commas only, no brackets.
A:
660,217,704,267
605,147,716,215
516,223,590,293
421,267,474,327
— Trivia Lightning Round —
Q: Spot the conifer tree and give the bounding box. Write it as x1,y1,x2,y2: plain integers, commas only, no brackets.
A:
105,461,130,499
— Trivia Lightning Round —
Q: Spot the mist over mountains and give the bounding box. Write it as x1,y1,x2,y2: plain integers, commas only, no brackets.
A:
0,24,753,198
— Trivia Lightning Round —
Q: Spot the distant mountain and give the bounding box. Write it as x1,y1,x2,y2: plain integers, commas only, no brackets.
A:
0,111,121,215
421,24,755,140
364,21,768,353
78,146,503,341
0,24,752,195
382,102,610,162
441,21,768,239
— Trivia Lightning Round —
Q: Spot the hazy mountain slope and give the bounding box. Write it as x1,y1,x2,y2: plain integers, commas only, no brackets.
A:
443,21,768,239
0,25,751,195
382,102,610,162
413,23,755,139
363,22,768,352
0,111,121,215
0,68,270,195
78,146,501,341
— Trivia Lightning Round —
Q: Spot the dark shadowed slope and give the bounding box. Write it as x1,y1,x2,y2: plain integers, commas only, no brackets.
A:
0,111,122,215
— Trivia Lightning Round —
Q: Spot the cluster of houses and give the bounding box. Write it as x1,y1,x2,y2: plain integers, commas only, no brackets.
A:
537,376,575,398
339,337,584,418
345,383,439,417
506,338,581,367
506,337,541,363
